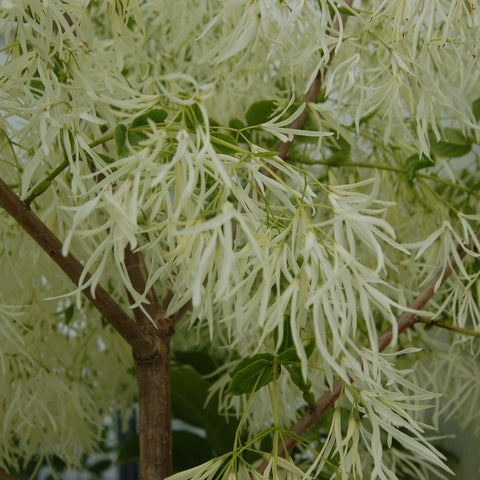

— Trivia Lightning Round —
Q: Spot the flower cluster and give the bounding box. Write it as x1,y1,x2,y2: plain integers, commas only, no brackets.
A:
1,0,480,478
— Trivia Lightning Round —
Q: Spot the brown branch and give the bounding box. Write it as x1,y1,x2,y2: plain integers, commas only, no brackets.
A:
123,245,177,480
135,338,173,480
0,177,151,352
275,0,354,163
0,470,19,480
377,226,480,351
124,245,165,328
257,224,480,473
123,245,187,332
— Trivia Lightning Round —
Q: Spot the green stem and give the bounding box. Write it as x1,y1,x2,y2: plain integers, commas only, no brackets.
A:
290,155,478,197
418,316,480,339
89,132,114,148
24,132,114,206
24,159,69,205
417,173,473,194
290,154,405,173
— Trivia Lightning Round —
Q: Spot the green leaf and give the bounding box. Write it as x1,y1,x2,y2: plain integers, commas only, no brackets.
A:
116,434,139,465
429,128,472,158
63,304,75,324
277,336,316,408
404,154,434,182
127,130,147,147
30,73,45,96
117,110,169,151
304,337,315,358
338,6,355,15
226,353,275,395
276,346,299,364
228,118,248,141
431,142,471,158
98,152,116,164
184,103,204,132
87,459,112,475
172,430,214,472
131,108,168,128
170,366,236,454
274,318,315,362
303,391,316,408
275,318,294,352
472,98,480,123
245,100,277,125
277,338,315,365
211,132,239,155
229,353,274,377
285,364,314,406
444,128,469,145
228,118,245,130
326,151,348,166
173,350,218,376
114,124,128,156
358,109,378,126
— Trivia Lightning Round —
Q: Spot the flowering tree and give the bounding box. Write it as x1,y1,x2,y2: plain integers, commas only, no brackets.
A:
1,1,480,479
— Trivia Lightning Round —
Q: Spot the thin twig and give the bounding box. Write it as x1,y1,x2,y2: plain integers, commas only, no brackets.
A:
275,0,354,163
418,316,480,339
23,132,113,206
256,224,480,473
123,245,189,333
124,245,166,328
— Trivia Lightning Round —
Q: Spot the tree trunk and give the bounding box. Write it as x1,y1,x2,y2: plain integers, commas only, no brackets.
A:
134,333,172,480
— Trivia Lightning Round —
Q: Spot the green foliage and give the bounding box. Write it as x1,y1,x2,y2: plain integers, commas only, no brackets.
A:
172,430,214,472
114,124,129,156
429,128,472,158
184,104,205,132
226,335,316,408
171,366,237,455
405,154,434,183
245,100,278,125
114,109,169,156
226,353,276,395
131,109,168,128
472,98,480,122
116,434,140,466
210,132,240,155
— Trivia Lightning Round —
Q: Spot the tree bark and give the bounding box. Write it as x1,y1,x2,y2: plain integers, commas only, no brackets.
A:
123,244,177,479
134,333,173,480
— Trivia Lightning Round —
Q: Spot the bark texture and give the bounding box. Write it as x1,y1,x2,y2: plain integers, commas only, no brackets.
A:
135,337,173,480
